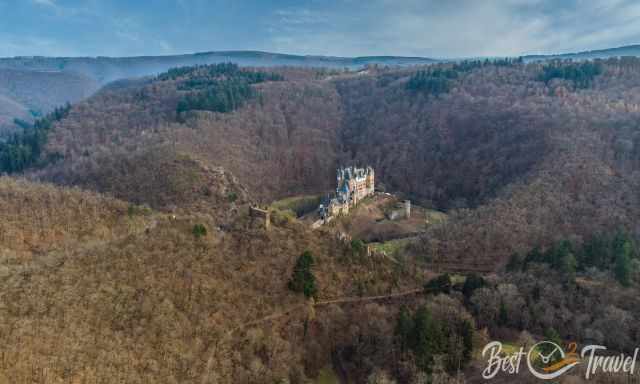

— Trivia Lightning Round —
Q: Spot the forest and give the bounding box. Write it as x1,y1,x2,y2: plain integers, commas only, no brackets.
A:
3,57,640,383
158,63,284,114
0,103,69,173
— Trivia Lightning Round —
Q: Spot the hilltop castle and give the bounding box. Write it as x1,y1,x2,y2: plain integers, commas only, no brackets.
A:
319,166,375,221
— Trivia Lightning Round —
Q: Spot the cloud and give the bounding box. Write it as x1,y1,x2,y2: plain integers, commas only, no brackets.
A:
264,0,640,57
158,40,173,53
0,35,73,57
32,0,56,7
4,0,640,58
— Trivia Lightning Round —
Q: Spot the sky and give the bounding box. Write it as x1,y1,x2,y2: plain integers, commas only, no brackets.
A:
1,0,639,58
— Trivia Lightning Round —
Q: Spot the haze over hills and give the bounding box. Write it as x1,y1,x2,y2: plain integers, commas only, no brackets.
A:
0,51,439,85
5,44,640,88
523,44,640,61
0,51,437,133
0,68,98,133
3,44,640,134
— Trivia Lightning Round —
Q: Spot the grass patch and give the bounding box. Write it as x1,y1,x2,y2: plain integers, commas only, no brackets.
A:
270,208,296,227
450,274,466,285
315,367,340,384
127,204,152,217
370,237,412,256
424,209,448,226
270,194,322,217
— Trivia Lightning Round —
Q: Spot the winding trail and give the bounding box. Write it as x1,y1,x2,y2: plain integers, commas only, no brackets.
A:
314,288,423,307
202,289,425,382
227,288,424,336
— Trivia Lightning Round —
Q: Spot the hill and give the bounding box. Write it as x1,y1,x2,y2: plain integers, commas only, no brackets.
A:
32,64,343,202
4,58,640,383
0,175,425,383
7,43,640,136
524,43,640,61
0,68,98,133
37,148,253,226
0,93,29,132
0,176,153,259
16,59,640,272
0,51,436,135
0,51,438,85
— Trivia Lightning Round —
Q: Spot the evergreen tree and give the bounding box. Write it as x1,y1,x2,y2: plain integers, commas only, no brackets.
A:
459,320,474,364
288,250,318,298
614,232,633,287
424,273,452,295
395,305,414,353
0,103,70,174
523,246,543,269
192,224,207,238
561,252,577,285
498,300,508,327
410,305,444,372
506,253,522,272
169,63,282,115
538,61,602,89
580,235,610,270
462,273,485,300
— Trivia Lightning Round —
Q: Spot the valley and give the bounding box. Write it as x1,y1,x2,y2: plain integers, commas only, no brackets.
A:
2,57,640,383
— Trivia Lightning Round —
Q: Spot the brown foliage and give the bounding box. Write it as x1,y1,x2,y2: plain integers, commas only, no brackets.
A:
0,177,419,383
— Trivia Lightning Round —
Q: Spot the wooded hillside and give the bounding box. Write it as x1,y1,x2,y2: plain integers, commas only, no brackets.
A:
3,58,640,383
21,58,640,270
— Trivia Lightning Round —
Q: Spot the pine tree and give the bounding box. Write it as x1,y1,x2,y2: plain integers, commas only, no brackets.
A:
614,232,633,287
506,253,522,272
288,251,318,299
462,273,485,301
498,300,508,327
395,306,414,353
561,252,577,286
424,273,452,295
411,306,444,373
459,320,474,364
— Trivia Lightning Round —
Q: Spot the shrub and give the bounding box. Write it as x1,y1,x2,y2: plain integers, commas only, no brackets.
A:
424,273,452,295
192,224,207,238
462,273,486,300
127,204,152,217
350,238,365,255
270,209,295,226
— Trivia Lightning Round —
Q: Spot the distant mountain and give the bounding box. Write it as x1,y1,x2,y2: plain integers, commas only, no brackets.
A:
0,68,98,133
0,51,438,85
523,44,640,61
0,51,436,133
4,44,640,133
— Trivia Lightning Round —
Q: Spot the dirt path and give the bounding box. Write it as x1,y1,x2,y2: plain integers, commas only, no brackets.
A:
201,288,425,382
227,288,424,336
315,288,423,307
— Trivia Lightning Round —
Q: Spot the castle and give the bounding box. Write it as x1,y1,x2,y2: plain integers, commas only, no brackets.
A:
319,166,375,221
